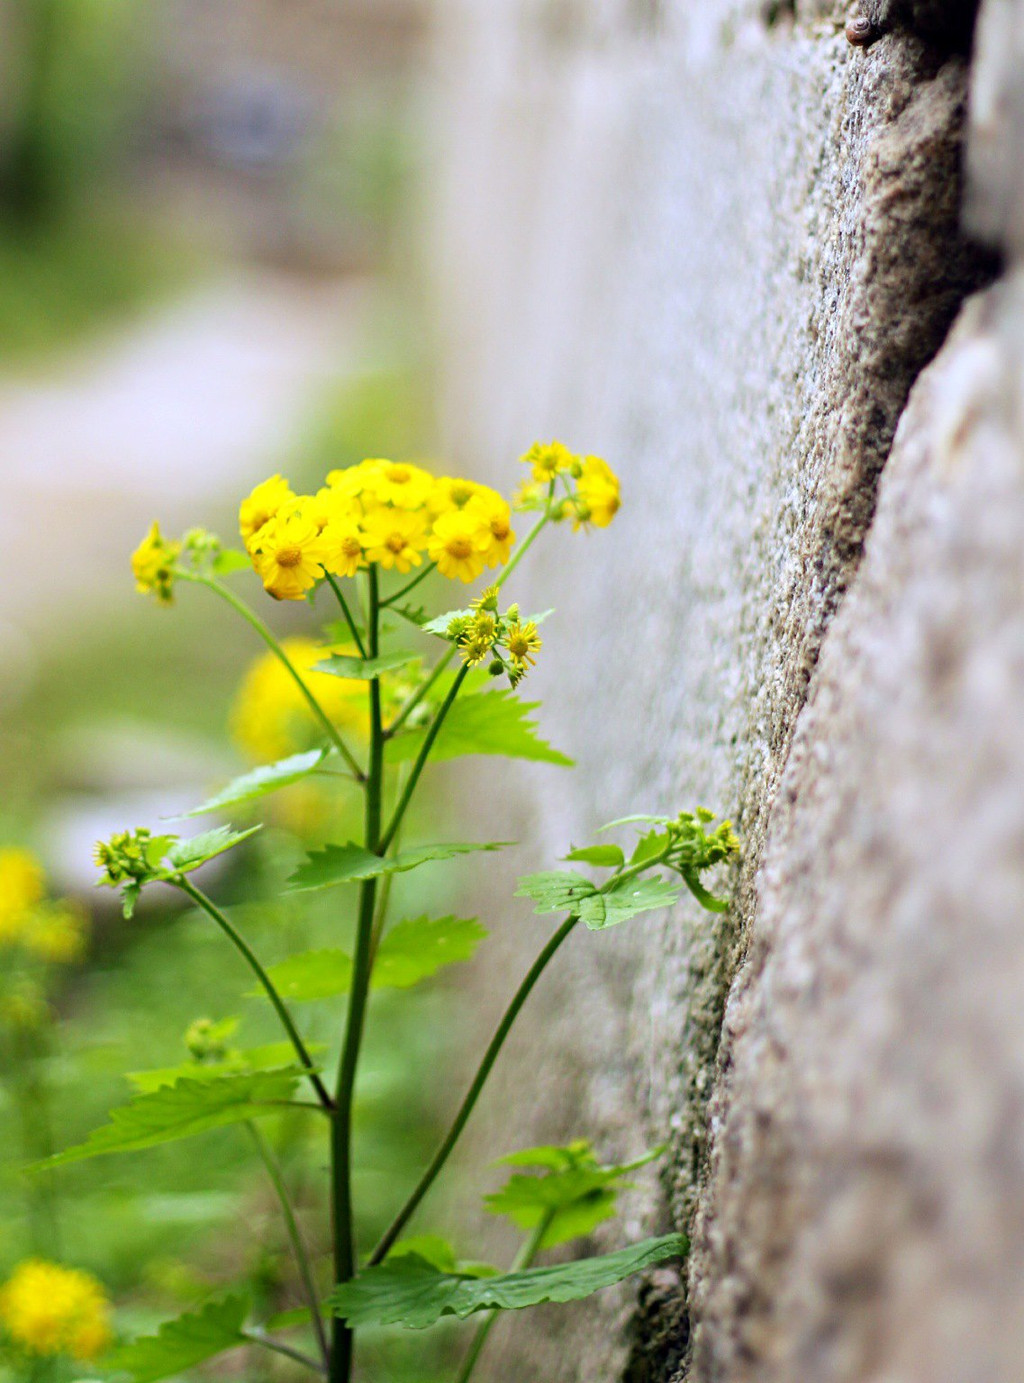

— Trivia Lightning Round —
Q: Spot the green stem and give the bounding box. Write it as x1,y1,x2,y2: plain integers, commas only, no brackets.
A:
175,879,333,1112
382,561,437,608
385,647,455,738
331,566,385,1383
324,572,366,658
247,1123,330,1371
454,1211,555,1383
368,913,579,1266
242,1328,326,1375
378,663,469,854
495,511,549,590
181,572,364,780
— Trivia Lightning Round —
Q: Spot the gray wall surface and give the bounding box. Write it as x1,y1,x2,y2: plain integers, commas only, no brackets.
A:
424,0,1024,1378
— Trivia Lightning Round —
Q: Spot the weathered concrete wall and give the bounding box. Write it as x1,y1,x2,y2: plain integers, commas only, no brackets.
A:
425,0,1023,1378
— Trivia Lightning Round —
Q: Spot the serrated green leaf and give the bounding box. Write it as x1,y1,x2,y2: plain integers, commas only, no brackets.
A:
388,1236,460,1273
127,1043,322,1093
315,650,417,679
212,548,253,577
329,1235,687,1328
288,842,510,893
38,1069,303,1168
387,690,572,767
180,751,328,818
166,825,262,874
564,845,625,867
420,608,474,636
260,917,487,1002
576,876,681,930
514,871,597,915
629,830,671,867
106,1295,249,1382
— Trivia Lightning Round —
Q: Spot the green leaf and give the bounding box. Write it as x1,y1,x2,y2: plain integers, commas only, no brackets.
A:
263,1305,312,1332
629,830,671,867
329,1235,687,1329
599,814,673,831
166,825,262,874
260,917,487,1002
515,871,597,915
564,845,625,868
680,868,730,913
288,842,510,893
38,1069,303,1168
106,1295,248,1382
387,690,572,767
576,876,681,931
180,751,329,818
420,608,473,636
315,650,417,679
388,1236,460,1273
127,1043,323,1093
212,548,253,577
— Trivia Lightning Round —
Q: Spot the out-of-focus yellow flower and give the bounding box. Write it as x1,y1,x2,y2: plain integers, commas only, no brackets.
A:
321,512,367,578
520,440,577,483
326,458,386,501
239,474,294,545
21,902,88,965
468,488,516,568
427,508,491,583
131,523,180,605
575,455,621,529
0,848,45,946
363,460,436,510
0,1260,112,1361
429,476,486,515
251,500,332,600
231,639,368,761
0,982,50,1031
360,507,428,573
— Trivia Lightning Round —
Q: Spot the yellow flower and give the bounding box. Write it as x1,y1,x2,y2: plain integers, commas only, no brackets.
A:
131,522,180,605
468,489,516,567
512,478,544,511
231,639,367,761
0,1260,112,1361
520,439,577,483
429,476,486,515
363,460,436,510
427,508,491,583
503,619,542,669
575,454,621,528
321,511,367,578
239,474,294,545
0,848,45,946
326,459,387,502
21,903,88,965
361,507,428,573
252,500,332,601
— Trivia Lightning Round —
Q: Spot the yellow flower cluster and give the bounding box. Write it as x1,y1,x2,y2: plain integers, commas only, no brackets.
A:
231,639,368,762
447,590,544,687
518,441,621,529
130,522,181,604
0,849,86,965
239,461,516,600
0,1259,112,1361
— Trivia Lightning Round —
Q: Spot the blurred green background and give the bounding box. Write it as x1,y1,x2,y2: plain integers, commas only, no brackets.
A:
0,2,475,1378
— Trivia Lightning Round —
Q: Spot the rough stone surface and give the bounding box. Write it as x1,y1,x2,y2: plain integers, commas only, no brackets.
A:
424,0,1020,1378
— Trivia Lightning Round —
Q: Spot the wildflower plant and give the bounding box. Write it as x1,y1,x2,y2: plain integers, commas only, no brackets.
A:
41,445,737,1381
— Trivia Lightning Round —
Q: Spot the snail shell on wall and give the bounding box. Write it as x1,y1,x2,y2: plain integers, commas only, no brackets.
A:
845,15,875,44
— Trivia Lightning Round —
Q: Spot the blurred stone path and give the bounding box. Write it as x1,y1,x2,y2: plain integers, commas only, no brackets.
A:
0,270,372,640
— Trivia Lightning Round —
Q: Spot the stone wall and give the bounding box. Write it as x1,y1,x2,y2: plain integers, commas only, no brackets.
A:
424,0,1024,1378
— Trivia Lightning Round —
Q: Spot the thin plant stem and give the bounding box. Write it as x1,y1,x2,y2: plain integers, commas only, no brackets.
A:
324,572,366,658
181,572,364,780
495,511,549,590
247,1122,330,1371
175,878,333,1112
242,1328,326,1375
368,913,579,1266
330,565,385,1383
382,561,436,608
386,647,455,738
455,1211,556,1383
378,663,469,854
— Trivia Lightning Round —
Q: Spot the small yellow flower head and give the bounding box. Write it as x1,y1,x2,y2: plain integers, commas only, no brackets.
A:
21,902,88,965
252,500,332,601
364,460,436,511
321,511,367,579
468,488,516,568
93,829,166,887
512,478,544,512
0,848,45,943
326,458,386,501
502,619,542,671
471,585,500,613
574,455,621,529
231,639,367,761
460,636,493,667
239,474,294,545
0,1260,112,1361
427,508,491,584
131,522,181,605
360,507,428,574
520,439,578,484
430,475,485,515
